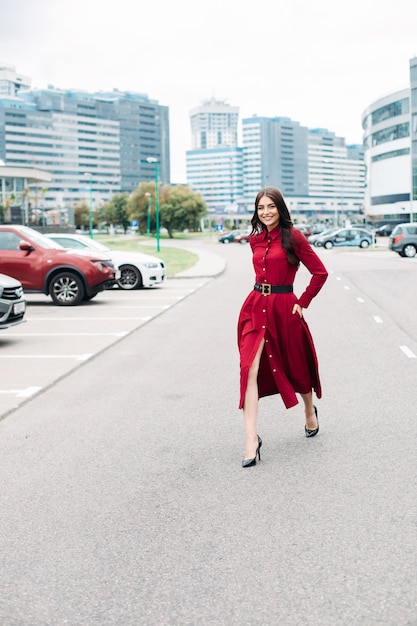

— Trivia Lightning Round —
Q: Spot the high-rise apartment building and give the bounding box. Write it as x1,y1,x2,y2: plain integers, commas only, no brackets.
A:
308,129,365,210
0,63,31,96
0,64,170,219
187,99,242,210
242,116,309,201
187,98,365,220
187,147,243,210
190,97,238,149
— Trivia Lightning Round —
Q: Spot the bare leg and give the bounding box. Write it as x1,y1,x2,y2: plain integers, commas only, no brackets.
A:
300,391,318,429
243,339,265,460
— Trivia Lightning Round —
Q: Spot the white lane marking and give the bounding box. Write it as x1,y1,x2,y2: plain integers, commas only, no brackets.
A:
26,317,152,321
336,277,341,281
0,354,94,361
373,316,383,324
3,332,129,337
400,345,417,358
0,386,42,397
344,285,350,290
357,297,365,303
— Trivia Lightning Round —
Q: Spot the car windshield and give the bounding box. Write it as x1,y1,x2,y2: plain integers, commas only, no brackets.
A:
76,238,110,252
318,228,339,236
17,226,63,249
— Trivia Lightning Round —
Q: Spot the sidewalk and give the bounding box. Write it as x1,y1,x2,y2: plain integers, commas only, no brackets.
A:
175,246,226,278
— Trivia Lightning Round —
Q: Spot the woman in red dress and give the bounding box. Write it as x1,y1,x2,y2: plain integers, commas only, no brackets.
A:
238,187,328,467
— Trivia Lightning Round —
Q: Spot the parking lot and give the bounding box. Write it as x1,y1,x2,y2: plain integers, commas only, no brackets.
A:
0,278,210,419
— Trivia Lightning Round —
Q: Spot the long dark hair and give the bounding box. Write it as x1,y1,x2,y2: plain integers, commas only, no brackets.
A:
250,187,299,266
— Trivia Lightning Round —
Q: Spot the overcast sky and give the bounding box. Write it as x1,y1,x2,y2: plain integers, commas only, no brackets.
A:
1,0,416,182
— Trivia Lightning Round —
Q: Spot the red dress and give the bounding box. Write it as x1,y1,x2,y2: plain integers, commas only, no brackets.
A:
238,226,328,410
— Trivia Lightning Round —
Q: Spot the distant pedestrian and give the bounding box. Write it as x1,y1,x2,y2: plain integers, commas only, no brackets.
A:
238,187,328,467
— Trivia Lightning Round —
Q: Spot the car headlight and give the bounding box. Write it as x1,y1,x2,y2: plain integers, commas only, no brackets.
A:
91,260,115,272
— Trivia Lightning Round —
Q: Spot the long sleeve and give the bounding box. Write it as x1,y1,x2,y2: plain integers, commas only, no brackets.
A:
292,229,328,308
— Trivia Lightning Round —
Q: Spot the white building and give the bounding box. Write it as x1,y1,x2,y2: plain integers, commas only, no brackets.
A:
362,88,411,221
186,147,243,211
189,97,238,150
0,63,31,96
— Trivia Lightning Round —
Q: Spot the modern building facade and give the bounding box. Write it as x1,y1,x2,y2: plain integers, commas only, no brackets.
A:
242,116,309,200
0,63,31,96
190,97,238,150
0,164,52,223
187,99,242,211
186,147,243,210
187,99,365,221
0,64,170,223
362,86,412,221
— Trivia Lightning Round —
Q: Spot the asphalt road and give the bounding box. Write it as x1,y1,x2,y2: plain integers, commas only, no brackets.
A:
1,241,417,625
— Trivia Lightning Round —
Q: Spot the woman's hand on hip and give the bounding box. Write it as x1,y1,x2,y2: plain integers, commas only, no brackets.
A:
292,303,303,318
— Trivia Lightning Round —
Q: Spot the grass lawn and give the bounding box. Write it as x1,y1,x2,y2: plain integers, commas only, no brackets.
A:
95,234,199,277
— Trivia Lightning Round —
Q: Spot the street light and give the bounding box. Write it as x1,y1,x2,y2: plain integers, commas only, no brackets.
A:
146,157,160,252
83,172,93,238
145,192,151,236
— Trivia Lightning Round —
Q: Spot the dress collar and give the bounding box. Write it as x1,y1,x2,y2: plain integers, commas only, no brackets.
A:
259,225,280,240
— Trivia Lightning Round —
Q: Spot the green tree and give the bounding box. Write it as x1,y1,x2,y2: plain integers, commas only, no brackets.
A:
101,193,130,232
128,183,207,237
74,199,91,228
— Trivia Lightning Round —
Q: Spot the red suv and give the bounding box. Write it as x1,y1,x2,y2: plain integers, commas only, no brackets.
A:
0,225,117,306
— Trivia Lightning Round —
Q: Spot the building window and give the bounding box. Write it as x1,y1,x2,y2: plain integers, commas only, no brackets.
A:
371,98,409,125
371,122,409,146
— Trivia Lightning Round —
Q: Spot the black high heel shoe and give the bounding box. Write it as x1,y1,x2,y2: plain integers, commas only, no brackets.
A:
242,435,262,468
305,406,319,438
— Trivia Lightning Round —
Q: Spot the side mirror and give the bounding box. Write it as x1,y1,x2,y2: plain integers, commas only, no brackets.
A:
19,240,34,252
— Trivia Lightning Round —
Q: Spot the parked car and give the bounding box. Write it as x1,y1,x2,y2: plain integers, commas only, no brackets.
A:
314,227,374,249
389,223,417,257
308,227,339,246
233,231,251,244
46,233,165,289
0,273,26,329
0,225,117,306
374,224,393,237
218,229,250,244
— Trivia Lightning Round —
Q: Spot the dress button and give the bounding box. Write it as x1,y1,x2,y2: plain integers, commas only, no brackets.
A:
263,309,266,313
262,325,265,329
265,339,268,343
269,355,272,358
273,369,276,373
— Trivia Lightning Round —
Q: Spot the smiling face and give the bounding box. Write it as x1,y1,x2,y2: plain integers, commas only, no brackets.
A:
256,195,280,231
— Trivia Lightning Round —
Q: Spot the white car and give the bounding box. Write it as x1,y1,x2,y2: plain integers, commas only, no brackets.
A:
47,233,165,289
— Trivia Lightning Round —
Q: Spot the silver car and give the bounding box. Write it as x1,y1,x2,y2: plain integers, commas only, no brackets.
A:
0,273,26,329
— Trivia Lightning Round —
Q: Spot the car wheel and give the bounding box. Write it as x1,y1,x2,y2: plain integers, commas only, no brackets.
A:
323,241,333,249
49,272,85,306
118,264,142,289
403,244,417,258
360,240,370,248
223,239,230,244
239,238,248,244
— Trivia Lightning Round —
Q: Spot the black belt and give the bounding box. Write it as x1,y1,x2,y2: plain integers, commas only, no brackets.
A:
254,282,293,295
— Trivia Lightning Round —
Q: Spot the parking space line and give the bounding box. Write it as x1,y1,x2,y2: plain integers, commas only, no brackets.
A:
0,386,42,397
373,316,383,324
0,354,94,360
26,316,153,321
3,332,129,337
400,345,417,358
